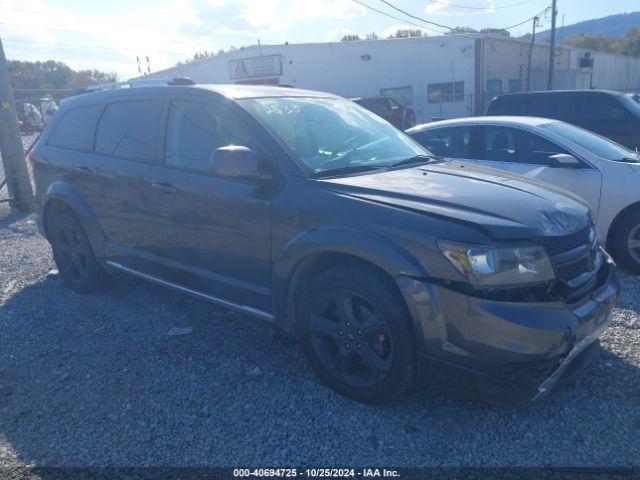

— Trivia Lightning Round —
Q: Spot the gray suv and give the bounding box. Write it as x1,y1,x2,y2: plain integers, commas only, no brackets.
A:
32,81,618,402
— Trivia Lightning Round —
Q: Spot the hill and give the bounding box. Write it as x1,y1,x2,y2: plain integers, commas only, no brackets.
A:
536,11,640,41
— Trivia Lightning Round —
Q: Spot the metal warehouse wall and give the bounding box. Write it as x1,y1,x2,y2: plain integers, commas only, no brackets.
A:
144,36,478,123
142,34,640,121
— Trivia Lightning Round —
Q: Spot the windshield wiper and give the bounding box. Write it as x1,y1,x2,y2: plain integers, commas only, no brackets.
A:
387,154,442,169
312,165,386,178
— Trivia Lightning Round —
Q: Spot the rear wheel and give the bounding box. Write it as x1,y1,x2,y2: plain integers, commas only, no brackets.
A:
298,266,415,402
50,213,106,292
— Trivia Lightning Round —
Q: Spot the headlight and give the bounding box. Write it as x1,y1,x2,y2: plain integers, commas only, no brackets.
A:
437,240,555,286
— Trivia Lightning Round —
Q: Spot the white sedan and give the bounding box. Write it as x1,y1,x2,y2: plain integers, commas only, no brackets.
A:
407,116,640,272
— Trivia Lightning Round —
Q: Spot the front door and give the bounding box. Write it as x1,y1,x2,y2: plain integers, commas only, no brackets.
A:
474,125,602,219
143,94,274,312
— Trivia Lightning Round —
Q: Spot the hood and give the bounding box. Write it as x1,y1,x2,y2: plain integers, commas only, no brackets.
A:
322,161,590,240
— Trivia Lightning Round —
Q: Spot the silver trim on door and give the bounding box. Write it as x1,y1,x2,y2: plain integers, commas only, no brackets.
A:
105,260,274,321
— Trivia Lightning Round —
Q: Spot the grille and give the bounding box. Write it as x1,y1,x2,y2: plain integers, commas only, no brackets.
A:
536,226,591,257
536,226,597,285
556,256,591,282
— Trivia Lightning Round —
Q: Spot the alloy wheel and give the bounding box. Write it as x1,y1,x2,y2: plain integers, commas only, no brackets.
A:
628,224,640,264
55,224,89,284
308,289,393,388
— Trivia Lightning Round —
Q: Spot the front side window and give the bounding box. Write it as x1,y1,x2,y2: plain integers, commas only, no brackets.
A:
240,96,428,176
414,126,473,159
47,104,103,151
582,95,627,123
95,100,161,163
481,125,570,165
164,100,256,173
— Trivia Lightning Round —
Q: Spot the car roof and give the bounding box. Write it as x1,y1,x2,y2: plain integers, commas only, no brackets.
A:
61,84,340,109
492,89,623,99
407,116,558,132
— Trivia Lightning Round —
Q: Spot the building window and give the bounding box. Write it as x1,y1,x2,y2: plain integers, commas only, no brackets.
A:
427,81,464,103
486,79,503,97
380,86,413,106
508,79,521,93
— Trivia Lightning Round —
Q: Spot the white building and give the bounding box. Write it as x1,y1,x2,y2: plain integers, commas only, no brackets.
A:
139,34,640,123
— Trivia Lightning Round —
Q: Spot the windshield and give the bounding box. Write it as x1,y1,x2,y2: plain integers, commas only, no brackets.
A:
540,121,637,161
239,96,431,176
618,94,640,118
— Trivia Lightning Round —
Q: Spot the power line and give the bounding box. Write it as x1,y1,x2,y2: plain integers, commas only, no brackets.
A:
502,6,550,30
2,37,190,57
371,0,553,34
376,0,453,30
0,5,254,41
421,0,538,11
350,0,447,33
0,21,253,50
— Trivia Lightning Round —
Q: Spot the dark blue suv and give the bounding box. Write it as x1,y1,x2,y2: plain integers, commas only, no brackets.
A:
32,81,618,402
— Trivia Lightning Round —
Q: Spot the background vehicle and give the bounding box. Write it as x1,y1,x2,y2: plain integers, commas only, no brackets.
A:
32,83,616,402
352,96,415,129
486,90,640,150
408,116,640,272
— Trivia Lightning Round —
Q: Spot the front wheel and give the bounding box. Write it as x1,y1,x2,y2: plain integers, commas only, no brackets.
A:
610,209,640,274
298,266,415,402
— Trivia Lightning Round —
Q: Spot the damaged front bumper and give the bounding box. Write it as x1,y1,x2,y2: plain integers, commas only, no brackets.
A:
400,251,619,401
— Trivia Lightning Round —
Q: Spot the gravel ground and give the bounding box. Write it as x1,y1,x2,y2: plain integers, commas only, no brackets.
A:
0,168,639,470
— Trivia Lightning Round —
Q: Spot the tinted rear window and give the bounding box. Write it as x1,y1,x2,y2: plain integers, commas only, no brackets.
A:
95,100,161,163
47,104,103,151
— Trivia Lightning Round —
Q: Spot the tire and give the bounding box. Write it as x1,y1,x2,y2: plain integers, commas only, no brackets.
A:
50,212,107,292
610,209,640,274
298,266,415,402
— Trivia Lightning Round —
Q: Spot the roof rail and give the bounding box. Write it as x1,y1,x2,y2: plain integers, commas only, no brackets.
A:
82,77,196,94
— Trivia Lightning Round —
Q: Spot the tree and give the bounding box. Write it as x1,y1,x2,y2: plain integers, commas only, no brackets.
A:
447,26,477,35
341,34,361,41
563,34,623,54
366,32,379,40
387,29,424,39
480,28,510,37
8,60,118,102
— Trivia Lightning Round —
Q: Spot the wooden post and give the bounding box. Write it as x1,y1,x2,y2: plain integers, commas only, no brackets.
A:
0,37,34,212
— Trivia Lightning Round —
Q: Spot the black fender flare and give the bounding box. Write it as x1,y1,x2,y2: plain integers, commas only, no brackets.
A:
272,224,431,329
41,181,106,258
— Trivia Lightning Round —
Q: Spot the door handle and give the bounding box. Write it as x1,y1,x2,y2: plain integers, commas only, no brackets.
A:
151,182,177,193
74,166,94,175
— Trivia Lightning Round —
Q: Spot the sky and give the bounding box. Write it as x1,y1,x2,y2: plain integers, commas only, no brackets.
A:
1,0,638,80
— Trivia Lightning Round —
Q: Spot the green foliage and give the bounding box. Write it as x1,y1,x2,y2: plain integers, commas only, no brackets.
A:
387,29,424,39
446,26,509,37
341,34,361,41
447,26,478,35
563,27,640,57
8,60,117,101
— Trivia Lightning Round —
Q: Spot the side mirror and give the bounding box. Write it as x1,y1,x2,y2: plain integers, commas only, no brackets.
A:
210,145,272,181
548,153,581,169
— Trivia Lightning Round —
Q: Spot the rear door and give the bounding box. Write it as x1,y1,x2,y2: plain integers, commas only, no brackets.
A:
89,95,163,255
410,125,478,163
143,92,274,311
475,124,602,215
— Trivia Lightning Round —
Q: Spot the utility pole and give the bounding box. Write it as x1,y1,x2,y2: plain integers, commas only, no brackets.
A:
0,37,34,212
526,15,539,91
547,0,558,90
